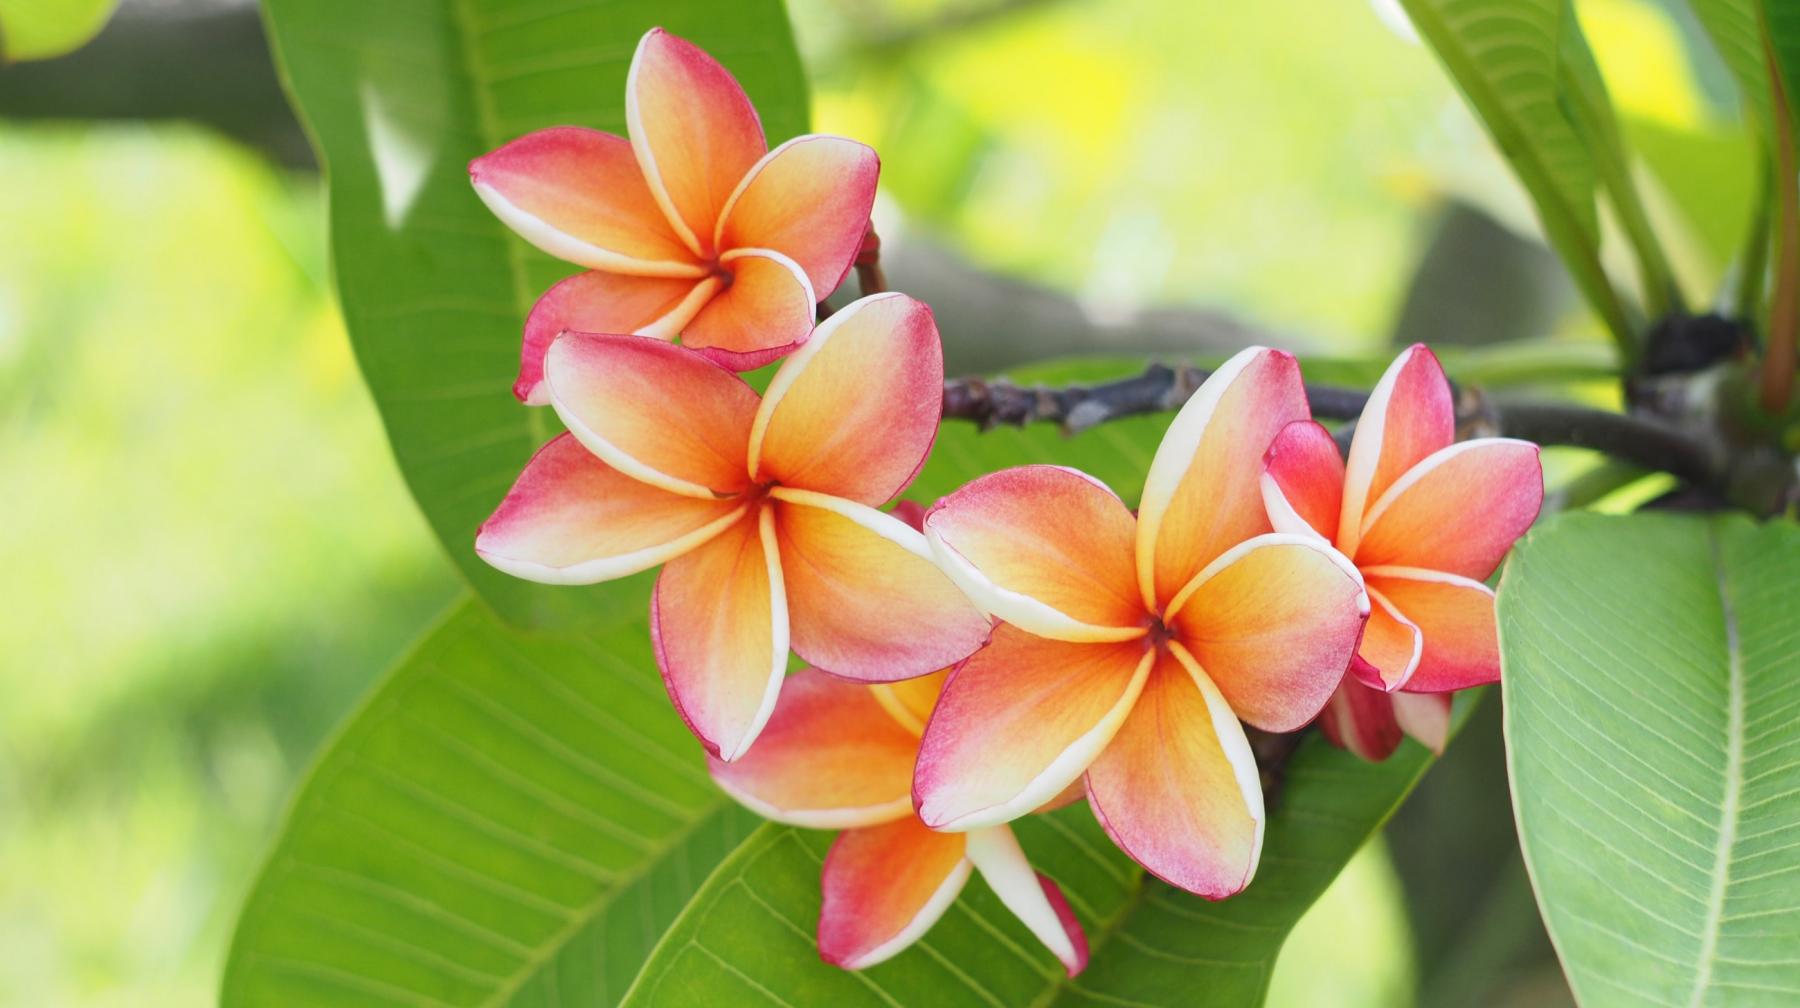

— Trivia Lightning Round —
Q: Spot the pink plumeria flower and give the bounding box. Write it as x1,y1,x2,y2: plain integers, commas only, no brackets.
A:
469,28,879,397
710,667,1089,974
914,348,1370,898
475,294,989,760
1260,344,1544,761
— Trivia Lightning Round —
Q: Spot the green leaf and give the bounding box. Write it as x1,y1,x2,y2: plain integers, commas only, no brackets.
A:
259,0,810,628
1691,0,1775,138
1765,0,1800,136
222,595,760,1006
621,717,1469,1006
0,0,114,62
1398,0,1634,352
1499,512,1800,1004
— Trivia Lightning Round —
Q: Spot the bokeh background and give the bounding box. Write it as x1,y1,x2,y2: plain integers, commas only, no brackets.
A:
0,0,1753,1003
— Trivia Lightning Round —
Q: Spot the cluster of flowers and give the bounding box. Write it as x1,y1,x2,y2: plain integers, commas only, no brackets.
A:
467,29,1544,975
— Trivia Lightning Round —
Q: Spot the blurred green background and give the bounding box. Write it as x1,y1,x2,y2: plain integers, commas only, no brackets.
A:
0,0,1747,1003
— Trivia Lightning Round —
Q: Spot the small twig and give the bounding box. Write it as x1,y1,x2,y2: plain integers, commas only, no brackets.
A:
941,362,1727,489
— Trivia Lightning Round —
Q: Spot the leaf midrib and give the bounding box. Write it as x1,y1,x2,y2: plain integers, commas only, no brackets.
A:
1687,524,1747,1008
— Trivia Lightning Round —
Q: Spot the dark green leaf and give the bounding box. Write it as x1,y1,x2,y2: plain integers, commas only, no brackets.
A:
1500,512,1800,1004
222,595,759,1006
260,0,810,627
1690,0,1776,139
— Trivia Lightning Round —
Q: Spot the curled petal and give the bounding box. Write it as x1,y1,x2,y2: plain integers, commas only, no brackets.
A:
1261,419,1345,542
924,466,1147,644
769,488,990,683
750,293,943,506
679,248,815,370
1366,569,1499,692
652,508,787,761
717,135,880,296
469,127,704,276
476,433,744,584
870,670,947,737
1136,347,1310,610
1165,534,1366,732
545,333,758,499
1318,675,1404,763
516,272,711,405
1355,589,1424,692
1393,689,1454,753
1338,344,1454,553
819,818,970,970
914,626,1153,832
964,826,1089,976
626,28,766,259
706,668,915,828
1086,647,1263,899
1355,438,1544,580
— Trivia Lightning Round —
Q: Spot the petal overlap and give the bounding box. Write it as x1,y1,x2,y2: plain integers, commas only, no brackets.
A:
770,490,990,682
1085,647,1263,899
1354,438,1543,579
652,508,787,761
1261,419,1345,541
924,466,1146,643
717,135,880,295
1366,569,1500,692
914,626,1153,832
475,433,744,584
679,248,815,370
750,293,944,506
516,271,708,404
1337,343,1454,553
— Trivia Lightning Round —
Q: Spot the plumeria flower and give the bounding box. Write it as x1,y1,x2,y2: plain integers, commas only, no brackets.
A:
469,28,878,399
474,294,990,760
914,348,1370,898
1260,344,1544,761
710,666,1089,973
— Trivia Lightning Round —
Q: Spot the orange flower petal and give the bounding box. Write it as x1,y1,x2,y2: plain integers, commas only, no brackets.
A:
769,489,990,683
1261,419,1345,542
1165,534,1367,732
475,433,745,584
818,818,969,970
652,508,787,761
626,29,766,259
544,333,758,499
678,248,815,370
1337,344,1454,553
964,826,1089,976
1317,675,1404,762
870,670,948,737
469,126,705,276
1394,689,1453,754
1085,646,1263,899
1366,569,1499,692
750,293,943,506
706,668,916,828
717,135,880,296
516,271,712,405
1354,438,1544,579
1136,347,1310,610
1356,589,1423,691
913,626,1153,832
923,466,1147,644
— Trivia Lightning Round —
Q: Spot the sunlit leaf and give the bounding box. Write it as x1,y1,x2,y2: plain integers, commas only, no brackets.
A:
1690,0,1776,138
1500,512,1800,1004
260,0,810,628
222,594,762,1006
1398,0,1634,347
0,0,113,62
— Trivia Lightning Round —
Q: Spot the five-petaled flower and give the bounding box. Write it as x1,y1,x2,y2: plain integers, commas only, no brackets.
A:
470,28,879,399
1260,344,1544,761
914,348,1369,898
710,665,1089,973
475,293,990,760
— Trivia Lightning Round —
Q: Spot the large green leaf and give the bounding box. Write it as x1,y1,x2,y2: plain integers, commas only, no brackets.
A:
621,714,1468,1006
1399,0,1633,349
1690,0,1776,139
222,594,761,1006
259,0,810,627
1766,0,1800,136
1499,512,1800,1005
